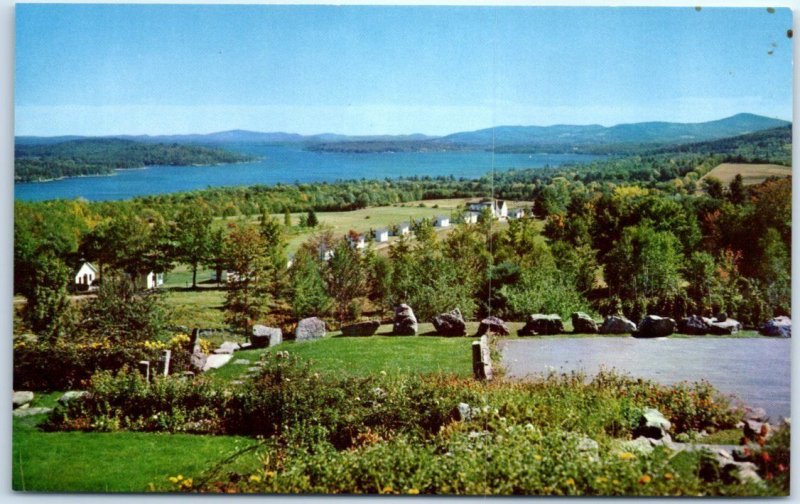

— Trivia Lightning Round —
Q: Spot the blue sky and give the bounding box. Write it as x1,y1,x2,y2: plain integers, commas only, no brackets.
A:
15,5,793,136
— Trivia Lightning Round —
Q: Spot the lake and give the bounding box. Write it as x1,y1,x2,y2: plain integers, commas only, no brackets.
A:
14,144,601,201
500,337,791,420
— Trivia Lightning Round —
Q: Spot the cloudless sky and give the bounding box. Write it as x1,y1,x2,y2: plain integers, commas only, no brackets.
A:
15,4,793,136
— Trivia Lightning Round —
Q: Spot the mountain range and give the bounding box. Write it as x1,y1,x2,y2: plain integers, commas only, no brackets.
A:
16,113,790,151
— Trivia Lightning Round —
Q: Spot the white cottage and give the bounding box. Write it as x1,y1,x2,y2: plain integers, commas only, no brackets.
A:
374,228,389,243
133,271,164,290
508,208,526,219
74,262,99,291
434,215,450,228
348,233,367,250
396,222,411,236
463,211,479,224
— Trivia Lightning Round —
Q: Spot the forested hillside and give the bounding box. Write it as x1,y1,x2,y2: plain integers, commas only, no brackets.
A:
15,138,255,182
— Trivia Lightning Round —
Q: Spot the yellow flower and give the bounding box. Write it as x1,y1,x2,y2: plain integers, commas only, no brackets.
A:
533,454,542,461
381,485,393,494
249,475,261,483
265,471,276,478
664,472,674,480
168,477,178,484
595,476,607,484
565,478,575,486
407,488,420,495
618,451,636,460
181,478,193,488
638,475,652,485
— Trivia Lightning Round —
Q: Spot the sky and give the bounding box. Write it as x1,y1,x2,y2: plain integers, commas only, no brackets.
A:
14,4,794,136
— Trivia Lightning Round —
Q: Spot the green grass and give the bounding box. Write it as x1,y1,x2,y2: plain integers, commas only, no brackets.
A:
161,288,228,329
13,414,259,493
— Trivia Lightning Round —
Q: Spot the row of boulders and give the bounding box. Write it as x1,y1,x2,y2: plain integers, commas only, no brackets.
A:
12,390,88,417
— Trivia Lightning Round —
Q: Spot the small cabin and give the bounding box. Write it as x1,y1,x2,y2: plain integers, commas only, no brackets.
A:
467,198,508,219
434,215,450,228
74,262,99,291
348,233,367,250
396,222,411,236
508,208,525,220
133,271,164,290
463,211,479,224
374,228,389,243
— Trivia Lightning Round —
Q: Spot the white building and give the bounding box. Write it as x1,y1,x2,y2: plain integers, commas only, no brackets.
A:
508,208,526,219
463,211,479,224
468,199,508,219
74,262,99,291
434,215,450,228
396,222,411,236
374,228,389,243
133,271,164,290
348,233,367,250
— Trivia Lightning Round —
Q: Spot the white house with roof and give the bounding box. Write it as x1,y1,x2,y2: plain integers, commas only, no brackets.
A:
508,208,526,220
468,199,508,219
434,215,450,228
463,211,479,224
74,262,99,291
133,271,164,290
348,233,367,250
373,228,389,243
396,222,411,236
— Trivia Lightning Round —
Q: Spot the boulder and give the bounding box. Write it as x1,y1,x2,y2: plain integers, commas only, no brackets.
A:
743,419,772,441
13,391,34,409
392,304,418,335
214,341,241,354
190,345,208,373
743,407,769,423
518,314,564,336
295,317,327,341
13,407,52,417
251,325,283,348
476,316,510,336
599,315,637,334
634,315,676,338
678,315,711,335
432,309,467,336
760,316,791,338
57,391,88,406
455,402,472,422
571,312,598,334
699,448,763,485
617,436,654,456
633,408,671,440
341,320,381,336
708,318,741,335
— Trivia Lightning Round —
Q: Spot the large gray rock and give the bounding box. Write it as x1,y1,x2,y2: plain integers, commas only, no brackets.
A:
633,408,671,440
476,316,510,336
743,407,769,423
251,325,282,348
392,304,418,335
518,314,564,336
13,407,52,417
678,315,711,335
699,448,763,485
341,320,381,337
760,316,791,338
432,309,467,336
634,315,676,338
295,317,327,341
599,315,637,334
708,318,741,335
190,345,208,373
571,312,598,334
57,391,88,406
13,391,34,409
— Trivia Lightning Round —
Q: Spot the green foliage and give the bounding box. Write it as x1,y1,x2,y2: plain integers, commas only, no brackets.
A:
324,239,366,323
306,209,319,228
288,250,331,319
15,138,254,182
173,201,213,288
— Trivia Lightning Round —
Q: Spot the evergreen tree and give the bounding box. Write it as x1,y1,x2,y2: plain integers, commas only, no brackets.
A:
306,209,319,228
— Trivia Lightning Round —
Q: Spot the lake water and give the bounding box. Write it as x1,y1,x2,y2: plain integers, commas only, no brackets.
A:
14,144,601,201
500,337,791,420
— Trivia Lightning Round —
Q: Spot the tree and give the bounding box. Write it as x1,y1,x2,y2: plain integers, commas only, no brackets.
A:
306,209,319,228
604,224,685,320
205,227,227,285
223,223,274,335
284,208,292,227
728,174,747,205
24,253,74,340
703,177,725,199
288,250,331,319
81,272,169,343
173,202,213,288
324,238,366,323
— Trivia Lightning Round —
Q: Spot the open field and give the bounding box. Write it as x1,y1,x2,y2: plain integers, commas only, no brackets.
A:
700,163,791,186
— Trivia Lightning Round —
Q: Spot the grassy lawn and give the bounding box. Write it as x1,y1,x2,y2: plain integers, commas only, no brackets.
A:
13,414,260,493
700,162,791,186
161,288,228,329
